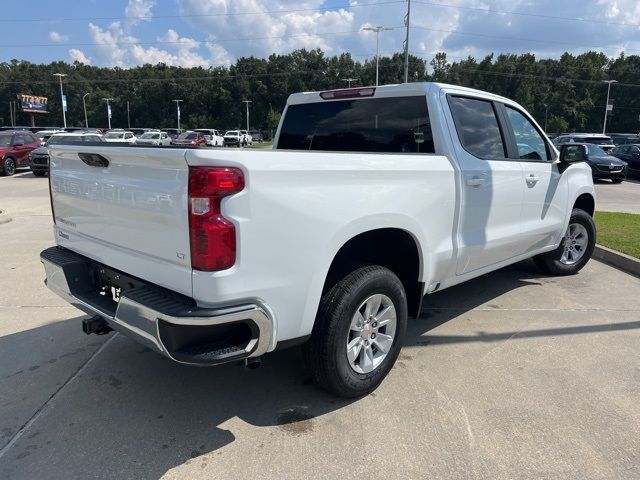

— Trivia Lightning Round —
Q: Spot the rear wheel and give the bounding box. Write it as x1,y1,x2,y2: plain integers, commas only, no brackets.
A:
304,265,407,397
2,157,16,176
534,208,595,276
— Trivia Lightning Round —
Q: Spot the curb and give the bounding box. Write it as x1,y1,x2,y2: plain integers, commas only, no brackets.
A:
593,244,640,278
0,210,11,225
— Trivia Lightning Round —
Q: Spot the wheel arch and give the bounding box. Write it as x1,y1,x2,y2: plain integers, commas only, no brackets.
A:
320,227,425,319
573,192,595,217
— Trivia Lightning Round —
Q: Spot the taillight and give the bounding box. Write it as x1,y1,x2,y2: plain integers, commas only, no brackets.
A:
188,166,244,271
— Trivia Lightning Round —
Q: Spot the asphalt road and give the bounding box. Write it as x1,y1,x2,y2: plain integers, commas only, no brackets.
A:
1,171,640,479
594,178,640,214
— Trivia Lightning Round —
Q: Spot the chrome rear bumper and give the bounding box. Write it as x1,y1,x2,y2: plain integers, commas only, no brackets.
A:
40,246,272,365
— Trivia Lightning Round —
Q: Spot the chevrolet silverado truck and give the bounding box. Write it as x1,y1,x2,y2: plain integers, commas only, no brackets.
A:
40,83,596,397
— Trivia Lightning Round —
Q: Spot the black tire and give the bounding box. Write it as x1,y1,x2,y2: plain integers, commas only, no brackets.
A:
533,208,595,276
612,178,623,184
32,170,46,177
304,265,407,397
2,157,16,176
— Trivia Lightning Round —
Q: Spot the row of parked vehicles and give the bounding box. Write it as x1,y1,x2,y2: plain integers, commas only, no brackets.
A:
0,126,266,176
549,132,640,183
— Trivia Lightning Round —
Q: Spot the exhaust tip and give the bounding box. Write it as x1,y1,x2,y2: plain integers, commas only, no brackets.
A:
244,357,262,370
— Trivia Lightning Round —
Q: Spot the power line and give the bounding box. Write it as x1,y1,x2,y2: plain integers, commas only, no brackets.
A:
0,0,404,24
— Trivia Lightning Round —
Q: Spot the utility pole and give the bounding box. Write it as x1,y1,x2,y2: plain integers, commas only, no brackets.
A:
242,100,252,131
602,80,617,134
362,25,393,86
127,100,131,129
341,77,357,87
403,0,411,83
82,93,90,128
102,98,113,130
172,99,182,131
53,73,67,128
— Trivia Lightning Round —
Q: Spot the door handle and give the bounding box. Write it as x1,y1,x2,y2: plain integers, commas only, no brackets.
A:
526,174,540,183
466,176,486,187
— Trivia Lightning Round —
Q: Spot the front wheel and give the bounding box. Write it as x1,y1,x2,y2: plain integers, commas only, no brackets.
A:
304,265,407,397
533,208,595,276
2,157,16,176
612,178,624,184
32,170,46,177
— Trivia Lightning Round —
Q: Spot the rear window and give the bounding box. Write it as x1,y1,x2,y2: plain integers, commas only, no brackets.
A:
574,137,611,145
277,96,434,153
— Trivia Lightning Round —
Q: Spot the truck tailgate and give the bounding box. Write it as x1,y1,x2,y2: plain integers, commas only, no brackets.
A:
49,145,193,296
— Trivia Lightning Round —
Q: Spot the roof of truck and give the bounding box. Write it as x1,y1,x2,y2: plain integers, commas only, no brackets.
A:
286,82,515,106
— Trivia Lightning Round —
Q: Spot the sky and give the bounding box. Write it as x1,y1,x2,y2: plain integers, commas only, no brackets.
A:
2,0,640,68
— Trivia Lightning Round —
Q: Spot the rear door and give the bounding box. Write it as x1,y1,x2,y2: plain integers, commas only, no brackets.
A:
49,145,193,296
500,104,568,252
445,94,525,275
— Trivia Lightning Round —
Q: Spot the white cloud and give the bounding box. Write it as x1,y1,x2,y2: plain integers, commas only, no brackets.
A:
69,49,91,64
124,0,156,29
49,31,68,43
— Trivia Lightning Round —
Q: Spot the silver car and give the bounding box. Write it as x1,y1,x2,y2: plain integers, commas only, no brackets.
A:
135,131,171,146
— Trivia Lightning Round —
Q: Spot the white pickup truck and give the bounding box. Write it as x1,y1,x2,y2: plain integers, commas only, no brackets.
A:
40,83,596,397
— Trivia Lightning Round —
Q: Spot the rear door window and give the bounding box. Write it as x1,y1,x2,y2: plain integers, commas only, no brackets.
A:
277,96,434,153
448,96,506,159
505,107,550,161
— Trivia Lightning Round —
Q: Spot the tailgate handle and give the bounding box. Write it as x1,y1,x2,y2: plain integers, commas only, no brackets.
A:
78,152,109,168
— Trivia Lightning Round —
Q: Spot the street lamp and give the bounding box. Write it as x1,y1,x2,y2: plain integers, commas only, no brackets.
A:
362,25,393,86
242,100,252,131
102,98,113,130
172,99,183,131
82,93,90,128
341,77,357,87
53,73,67,128
602,80,617,134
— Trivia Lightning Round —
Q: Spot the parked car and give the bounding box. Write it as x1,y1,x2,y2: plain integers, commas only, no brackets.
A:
28,132,104,176
223,130,243,147
611,143,640,177
35,129,65,144
194,129,224,146
41,82,596,397
160,128,183,140
609,133,640,146
171,131,207,147
135,130,172,146
103,130,137,143
129,128,155,137
248,130,264,143
0,131,42,176
557,142,627,183
552,133,616,153
239,130,253,145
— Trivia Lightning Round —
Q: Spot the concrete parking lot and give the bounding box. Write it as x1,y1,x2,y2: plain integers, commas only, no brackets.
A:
1,171,640,479
594,178,640,214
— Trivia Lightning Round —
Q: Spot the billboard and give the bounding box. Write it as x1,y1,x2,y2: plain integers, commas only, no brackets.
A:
17,94,49,114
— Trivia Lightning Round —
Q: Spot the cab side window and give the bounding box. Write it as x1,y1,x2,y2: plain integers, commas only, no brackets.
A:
448,96,506,159
505,107,550,161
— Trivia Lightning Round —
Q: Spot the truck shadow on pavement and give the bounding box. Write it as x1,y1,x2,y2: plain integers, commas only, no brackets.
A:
2,260,639,478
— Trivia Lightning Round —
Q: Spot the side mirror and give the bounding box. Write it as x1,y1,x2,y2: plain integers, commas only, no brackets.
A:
560,144,587,164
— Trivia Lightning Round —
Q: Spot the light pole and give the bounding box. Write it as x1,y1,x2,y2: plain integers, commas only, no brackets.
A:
341,77,357,87
82,93,90,128
172,99,182,131
242,100,252,131
543,103,548,132
403,0,412,83
602,80,617,134
102,98,113,130
53,73,67,128
362,25,393,86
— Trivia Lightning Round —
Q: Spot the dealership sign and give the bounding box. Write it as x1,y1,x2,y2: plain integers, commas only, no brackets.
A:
17,94,49,114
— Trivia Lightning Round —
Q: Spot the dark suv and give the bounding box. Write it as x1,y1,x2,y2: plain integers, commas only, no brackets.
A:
0,131,41,176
